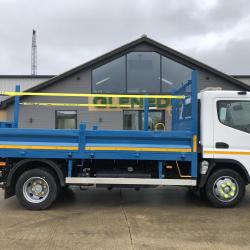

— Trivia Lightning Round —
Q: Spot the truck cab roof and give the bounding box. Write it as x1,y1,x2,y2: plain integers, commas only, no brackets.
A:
199,90,250,99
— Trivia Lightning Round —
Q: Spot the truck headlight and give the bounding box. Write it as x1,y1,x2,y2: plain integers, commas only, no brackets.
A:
200,161,209,175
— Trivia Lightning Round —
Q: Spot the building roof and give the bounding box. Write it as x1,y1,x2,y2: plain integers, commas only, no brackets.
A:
0,75,54,102
1,36,249,108
0,75,55,79
231,75,250,78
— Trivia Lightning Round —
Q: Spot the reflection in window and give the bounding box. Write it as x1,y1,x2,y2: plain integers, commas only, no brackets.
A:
127,52,160,93
217,101,250,134
92,56,126,93
55,111,77,129
161,57,192,93
92,52,192,94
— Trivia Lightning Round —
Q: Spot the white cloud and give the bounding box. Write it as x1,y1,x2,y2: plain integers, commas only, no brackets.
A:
0,0,250,75
172,14,250,52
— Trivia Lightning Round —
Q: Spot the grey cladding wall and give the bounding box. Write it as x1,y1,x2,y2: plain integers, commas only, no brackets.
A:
6,69,123,130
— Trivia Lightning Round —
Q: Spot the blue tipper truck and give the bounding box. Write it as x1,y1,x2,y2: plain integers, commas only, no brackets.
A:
0,70,249,209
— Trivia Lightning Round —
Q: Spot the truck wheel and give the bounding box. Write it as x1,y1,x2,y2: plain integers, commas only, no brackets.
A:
15,168,58,210
205,169,245,208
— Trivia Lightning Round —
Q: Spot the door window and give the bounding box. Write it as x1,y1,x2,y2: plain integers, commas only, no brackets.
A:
217,101,250,133
123,111,140,130
123,110,165,130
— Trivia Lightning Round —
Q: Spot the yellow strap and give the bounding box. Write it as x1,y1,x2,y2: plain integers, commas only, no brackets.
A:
0,144,191,153
85,146,191,153
1,91,185,99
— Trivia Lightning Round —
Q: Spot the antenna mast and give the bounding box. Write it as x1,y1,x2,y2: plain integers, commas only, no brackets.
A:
31,29,37,75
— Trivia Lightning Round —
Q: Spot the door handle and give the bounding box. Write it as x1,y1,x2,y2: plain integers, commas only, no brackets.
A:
215,142,229,149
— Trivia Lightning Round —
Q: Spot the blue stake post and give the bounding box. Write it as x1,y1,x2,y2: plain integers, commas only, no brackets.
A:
68,159,73,177
144,98,149,131
79,123,86,151
158,161,164,179
13,85,20,128
191,70,198,177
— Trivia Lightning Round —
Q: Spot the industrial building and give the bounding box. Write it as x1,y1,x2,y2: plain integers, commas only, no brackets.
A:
0,75,53,121
0,36,249,130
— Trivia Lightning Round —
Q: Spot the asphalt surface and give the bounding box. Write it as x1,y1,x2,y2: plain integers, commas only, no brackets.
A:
1,186,250,250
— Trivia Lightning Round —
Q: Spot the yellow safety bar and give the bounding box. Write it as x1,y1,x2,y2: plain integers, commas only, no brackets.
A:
0,91,185,99
20,102,132,108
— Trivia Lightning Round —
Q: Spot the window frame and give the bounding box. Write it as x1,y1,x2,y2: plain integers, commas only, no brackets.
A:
126,51,161,94
91,55,126,94
91,51,193,95
217,100,250,134
161,56,193,93
55,110,77,129
123,109,165,130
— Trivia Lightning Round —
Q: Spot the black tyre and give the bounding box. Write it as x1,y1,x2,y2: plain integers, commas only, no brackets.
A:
205,169,245,208
15,168,59,210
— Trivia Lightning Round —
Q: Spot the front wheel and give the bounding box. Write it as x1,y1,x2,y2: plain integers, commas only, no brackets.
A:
15,168,59,210
205,169,245,208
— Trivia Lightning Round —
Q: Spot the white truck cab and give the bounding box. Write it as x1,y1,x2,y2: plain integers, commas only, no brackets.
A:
199,90,250,207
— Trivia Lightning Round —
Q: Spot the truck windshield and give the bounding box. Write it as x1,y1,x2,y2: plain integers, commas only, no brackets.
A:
217,100,250,134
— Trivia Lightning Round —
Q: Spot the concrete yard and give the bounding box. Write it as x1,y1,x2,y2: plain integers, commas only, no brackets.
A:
0,186,250,250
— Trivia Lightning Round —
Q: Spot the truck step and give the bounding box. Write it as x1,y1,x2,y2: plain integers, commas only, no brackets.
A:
66,177,197,186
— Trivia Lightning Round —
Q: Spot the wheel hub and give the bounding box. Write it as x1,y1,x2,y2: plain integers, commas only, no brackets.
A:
34,184,42,192
23,177,49,204
214,177,238,202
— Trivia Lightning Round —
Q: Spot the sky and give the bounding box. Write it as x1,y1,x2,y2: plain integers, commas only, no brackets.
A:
0,0,250,75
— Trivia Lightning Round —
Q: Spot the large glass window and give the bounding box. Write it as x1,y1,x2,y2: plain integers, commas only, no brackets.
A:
217,101,250,133
127,52,161,93
92,56,126,93
123,110,165,130
161,57,192,92
55,111,77,129
92,52,192,94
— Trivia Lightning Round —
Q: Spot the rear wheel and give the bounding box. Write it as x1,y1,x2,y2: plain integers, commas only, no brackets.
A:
15,168,58,210
205,169,245,208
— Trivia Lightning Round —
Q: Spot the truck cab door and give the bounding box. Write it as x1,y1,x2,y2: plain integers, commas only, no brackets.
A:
213,97,250,173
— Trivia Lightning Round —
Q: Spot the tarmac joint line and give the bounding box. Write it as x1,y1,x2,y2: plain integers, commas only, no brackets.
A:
120,189,135,250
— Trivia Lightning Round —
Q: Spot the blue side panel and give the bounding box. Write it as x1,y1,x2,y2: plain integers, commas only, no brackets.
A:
172,80,193,131
0,122,14,128
0,71,199,180
0,149,196,163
